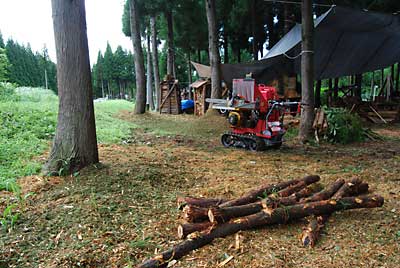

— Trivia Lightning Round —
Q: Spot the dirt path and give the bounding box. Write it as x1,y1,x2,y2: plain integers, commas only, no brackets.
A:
1,114,400,268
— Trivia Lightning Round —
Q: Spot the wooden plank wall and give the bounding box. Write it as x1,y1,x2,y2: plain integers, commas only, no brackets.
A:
160,80,182,115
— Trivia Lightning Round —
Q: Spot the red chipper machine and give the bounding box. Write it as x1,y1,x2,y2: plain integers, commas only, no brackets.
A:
207,78,299,151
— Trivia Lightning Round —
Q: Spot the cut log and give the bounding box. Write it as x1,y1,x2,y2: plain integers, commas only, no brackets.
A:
209,182,319,224
208,201,264,223
137,195,384,268
182,205,210,223
220,175,320,207
301,178,369,247
276,186,317,206
177,197,225,210
300,178,344,203
301,214,329,247
273,180,311,198
178,222,213,239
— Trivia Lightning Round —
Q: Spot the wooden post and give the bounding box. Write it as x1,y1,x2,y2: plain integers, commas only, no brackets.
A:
334,78,339,101
355,74,362,100
328,79,332,107
315,80,321,108
396,63,400,92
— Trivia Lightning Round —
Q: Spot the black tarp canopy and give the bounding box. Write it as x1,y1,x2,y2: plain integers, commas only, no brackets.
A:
193,6,400,83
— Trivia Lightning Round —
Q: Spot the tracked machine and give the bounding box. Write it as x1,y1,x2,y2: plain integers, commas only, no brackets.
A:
207,78,299,151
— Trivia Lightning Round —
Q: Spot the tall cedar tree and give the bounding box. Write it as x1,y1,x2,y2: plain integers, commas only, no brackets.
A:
150,15,161,110
146,32,154,110
165,10,175,76
298,0,315,143
44,0,98,174
205,0,222,99
130,0,146,114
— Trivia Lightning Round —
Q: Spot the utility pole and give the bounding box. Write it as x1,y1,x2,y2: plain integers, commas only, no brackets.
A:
298,0,315,143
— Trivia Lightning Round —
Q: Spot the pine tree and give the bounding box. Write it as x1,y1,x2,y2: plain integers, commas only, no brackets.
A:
0,47,9,81
0,32,5,49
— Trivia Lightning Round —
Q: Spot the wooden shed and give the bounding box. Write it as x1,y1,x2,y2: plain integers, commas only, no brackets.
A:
160,78,182,115
191,79,211,116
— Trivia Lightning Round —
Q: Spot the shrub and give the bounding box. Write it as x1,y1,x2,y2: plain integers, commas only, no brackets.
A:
0,82,19,101
325,107,364,144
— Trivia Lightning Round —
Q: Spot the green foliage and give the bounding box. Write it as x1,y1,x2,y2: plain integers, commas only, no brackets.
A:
0,203,20,231
94,100,136,143
0,87,135,191
0,82,19,101
0,47,9,81
325,107,364,144
0,31,4,48
5,39,57,93
92,44,134,99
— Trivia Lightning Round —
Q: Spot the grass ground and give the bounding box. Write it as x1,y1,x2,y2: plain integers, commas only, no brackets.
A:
1,102,400,268
0,87,135,191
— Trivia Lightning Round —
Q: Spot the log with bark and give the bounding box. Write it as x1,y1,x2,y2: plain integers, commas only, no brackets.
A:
299,178,345,203
219,175,320,207
181,175,319,223
177,222,214,239
301,178,369,247
177,197,226,210
208,181,320,224
182,205,210,223
137,195,384,268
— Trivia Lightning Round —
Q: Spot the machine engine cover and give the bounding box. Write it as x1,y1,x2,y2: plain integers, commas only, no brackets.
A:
228,112,240,126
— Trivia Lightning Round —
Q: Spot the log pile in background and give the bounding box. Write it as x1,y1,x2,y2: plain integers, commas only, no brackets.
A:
137,175,384,268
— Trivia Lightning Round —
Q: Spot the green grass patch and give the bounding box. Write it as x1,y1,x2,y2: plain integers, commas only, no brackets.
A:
0,87,135,190
94,100,135,143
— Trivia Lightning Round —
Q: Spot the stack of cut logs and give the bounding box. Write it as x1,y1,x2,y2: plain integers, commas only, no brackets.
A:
137,175,384,268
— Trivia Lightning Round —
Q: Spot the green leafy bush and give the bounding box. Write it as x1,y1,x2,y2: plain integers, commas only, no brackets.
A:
325,107,364,144
0,82,19,101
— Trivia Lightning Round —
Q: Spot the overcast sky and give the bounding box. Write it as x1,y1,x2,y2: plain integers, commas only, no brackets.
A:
0,0,133,65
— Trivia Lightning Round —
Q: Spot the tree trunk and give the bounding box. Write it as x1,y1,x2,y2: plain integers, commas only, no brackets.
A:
188,52,193,100
327,78,332,106
205,0,222,100
130,0,146,114
334,77,339,101
251,0,258,61
396,63,399,91
236,47,241,63
355,74,362,100
220,175,319,208
44,0,98,175
197,49,201,63
223,33,229,64
299,0,315,143
137,195,384,268
315,80,322,108
146,33,154,110
101,78,105,98
150,15,161,111
166,10,175,76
